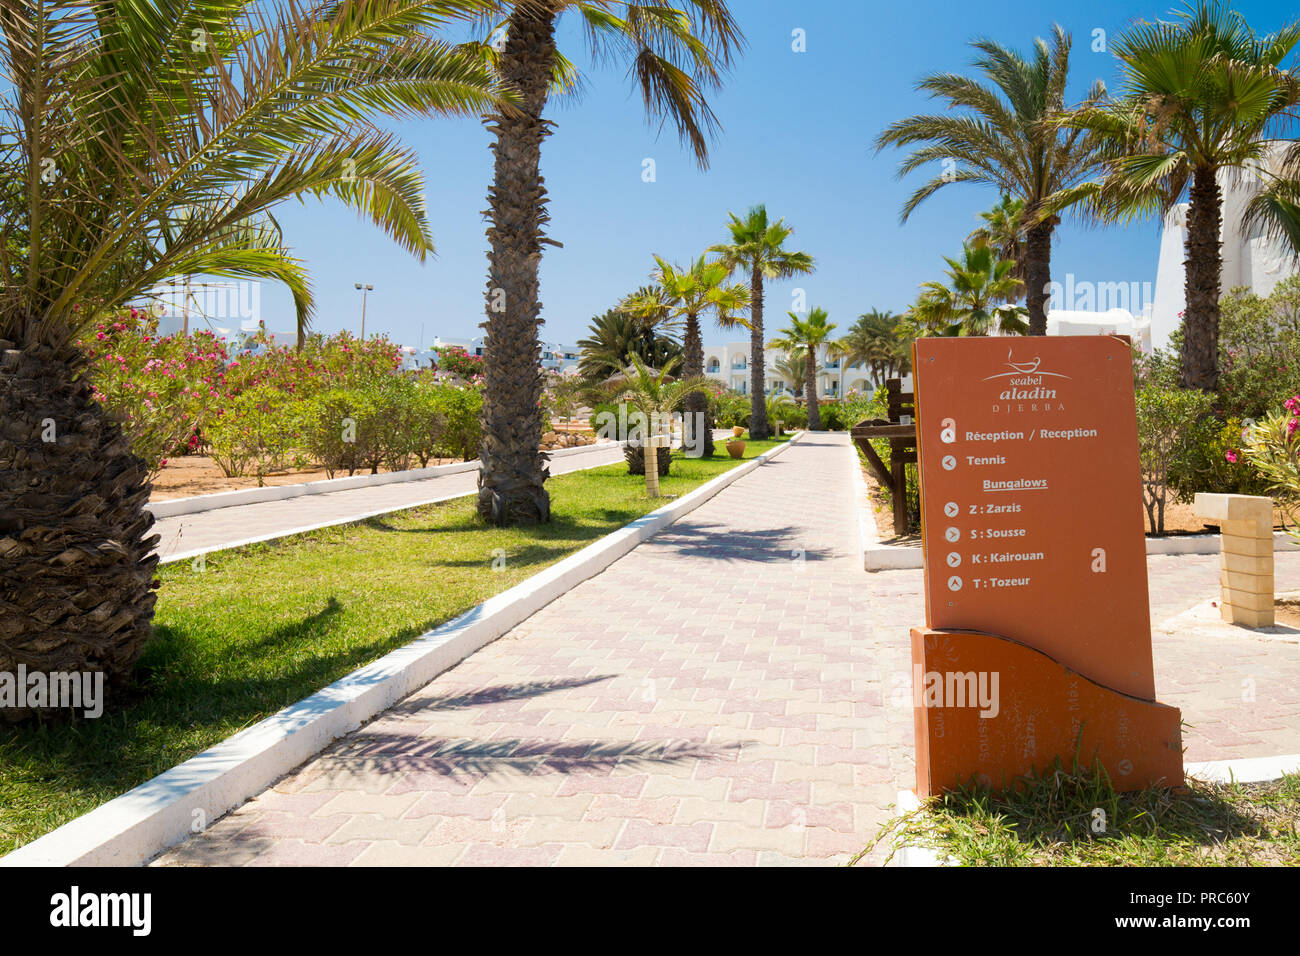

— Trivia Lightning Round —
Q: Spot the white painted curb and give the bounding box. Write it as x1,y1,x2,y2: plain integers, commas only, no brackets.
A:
887,789,955,867
1185,753,1300,785
147,441,621,519
865,529,1300,572
1,434,802,867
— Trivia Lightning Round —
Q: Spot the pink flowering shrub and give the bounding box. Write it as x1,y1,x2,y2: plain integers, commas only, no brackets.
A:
80,315,482,482
432,345,484,381
78,309,228,478
1240,396,1300,536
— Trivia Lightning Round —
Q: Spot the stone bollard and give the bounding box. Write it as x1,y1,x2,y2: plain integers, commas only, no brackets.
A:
1193,493,1275,628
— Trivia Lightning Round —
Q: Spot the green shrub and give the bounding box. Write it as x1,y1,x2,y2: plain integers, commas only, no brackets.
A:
1135,385,1216,534
431,384,483,461
301,388,364,477
766,396,804,431
206,383,302,485
710,390,751,429
1169,416,1274,500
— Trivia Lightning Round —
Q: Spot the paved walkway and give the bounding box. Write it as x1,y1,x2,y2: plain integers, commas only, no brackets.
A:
151,442,627,560
153,432,1300,866
157,432,909,866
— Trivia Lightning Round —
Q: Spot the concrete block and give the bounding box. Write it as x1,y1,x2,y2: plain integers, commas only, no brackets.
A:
1220,603,1275,628
1193,493,1273,523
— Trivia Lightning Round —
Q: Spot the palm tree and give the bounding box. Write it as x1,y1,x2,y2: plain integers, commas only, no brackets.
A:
1066,1,1300,391
838,310,911,385
876,25,1107,336
772,351,818,399
0,0,506,712
625,255,748,455
911,245,1028,337
474,1,744,525
768,308,837,430
576,305,681,383
605,355,711,497
968,195,1027,291
710,205,815,439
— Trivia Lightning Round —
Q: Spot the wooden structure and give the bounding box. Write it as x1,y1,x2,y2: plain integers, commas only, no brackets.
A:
850,378,917,536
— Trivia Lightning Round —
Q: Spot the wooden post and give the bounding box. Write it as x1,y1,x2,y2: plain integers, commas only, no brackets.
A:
850,379,917,538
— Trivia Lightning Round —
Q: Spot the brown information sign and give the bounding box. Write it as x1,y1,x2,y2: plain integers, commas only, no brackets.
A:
909,336,1182,794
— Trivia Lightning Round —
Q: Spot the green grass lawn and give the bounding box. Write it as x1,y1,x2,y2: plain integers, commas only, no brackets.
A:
857,761,1300,866
0,438,787,855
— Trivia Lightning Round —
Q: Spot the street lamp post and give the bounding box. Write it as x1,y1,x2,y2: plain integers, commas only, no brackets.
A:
354,282,373,339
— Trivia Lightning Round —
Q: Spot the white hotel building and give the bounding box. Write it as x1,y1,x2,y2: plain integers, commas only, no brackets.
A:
701,343,878,400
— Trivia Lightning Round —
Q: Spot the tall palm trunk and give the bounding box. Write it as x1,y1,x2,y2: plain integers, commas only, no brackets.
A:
748,264,770,439
681,312,713,456
1182,165,1223,392
477,3,558,524
1024,217,1054,336
804,347,821,430
0,340,159,719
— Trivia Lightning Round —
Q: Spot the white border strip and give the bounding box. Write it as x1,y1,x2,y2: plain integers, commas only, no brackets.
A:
865,529,1300,572
147,441,621,519
1185,753,1300,784
2,434,802,867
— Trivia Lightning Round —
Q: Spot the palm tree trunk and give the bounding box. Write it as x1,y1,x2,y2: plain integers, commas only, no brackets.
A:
748,264,770,439
477,3,558,524
681,312,713,456
0,340,160,719
1024,218,1054,336
1182,165,1223,392
804,347,821,429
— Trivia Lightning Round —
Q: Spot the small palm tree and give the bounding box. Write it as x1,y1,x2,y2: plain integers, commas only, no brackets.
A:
624,255,749,456
0,0,506,710
838,310,911,386
912,245,1028,337
576,306,681,383
606,355,711,497
876,25,1107,336
711,205,815,439
475,1,745,525
968,195,1027,291
768,308,837,430
1065,1,1300,391
772,351,820,399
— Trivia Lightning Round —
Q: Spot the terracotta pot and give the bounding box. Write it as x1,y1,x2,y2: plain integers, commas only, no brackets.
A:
726,440,746,459
732,426,745,438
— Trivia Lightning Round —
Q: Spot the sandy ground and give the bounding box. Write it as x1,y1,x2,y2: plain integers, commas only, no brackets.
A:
151,429,600,501
149,456,461,500
1276,599,1300,629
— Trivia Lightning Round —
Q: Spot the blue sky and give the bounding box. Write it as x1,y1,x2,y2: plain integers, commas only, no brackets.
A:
254,0,1298,348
